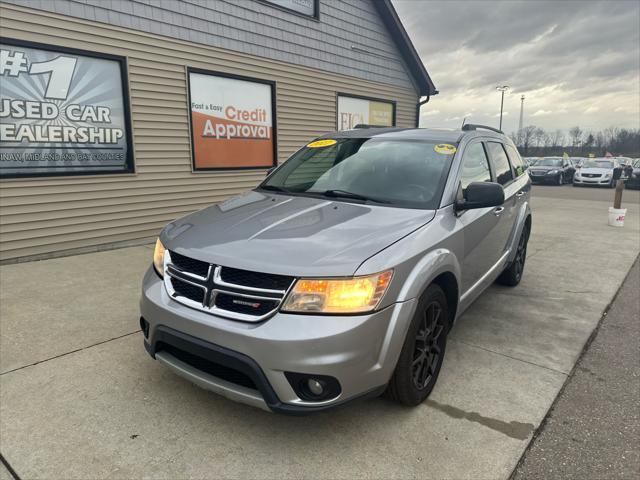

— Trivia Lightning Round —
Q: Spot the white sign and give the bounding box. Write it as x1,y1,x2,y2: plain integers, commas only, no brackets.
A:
263,0,316,17
337,95,395,130
189,71,275,170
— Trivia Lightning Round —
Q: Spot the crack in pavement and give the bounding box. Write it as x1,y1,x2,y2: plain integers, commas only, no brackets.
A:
426,399,535,441
0,330,141,376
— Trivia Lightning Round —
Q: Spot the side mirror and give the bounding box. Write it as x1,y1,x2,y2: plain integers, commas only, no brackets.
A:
455,182,505,211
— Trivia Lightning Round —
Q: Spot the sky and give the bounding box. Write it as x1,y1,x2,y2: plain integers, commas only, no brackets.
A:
393,0,640,135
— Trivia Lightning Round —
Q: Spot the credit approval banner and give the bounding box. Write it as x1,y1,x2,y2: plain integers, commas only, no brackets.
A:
337,95,395,131
0,40,132,178
188,70,275,170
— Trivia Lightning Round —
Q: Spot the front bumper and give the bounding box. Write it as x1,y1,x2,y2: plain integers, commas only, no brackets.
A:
140,267,416,413
573,176,611,186
529,172,561,183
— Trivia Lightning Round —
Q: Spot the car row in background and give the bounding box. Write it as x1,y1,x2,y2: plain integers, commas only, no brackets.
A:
522,156,640,188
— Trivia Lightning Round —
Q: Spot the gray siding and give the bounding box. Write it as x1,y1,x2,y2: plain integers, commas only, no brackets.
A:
2,0,417,91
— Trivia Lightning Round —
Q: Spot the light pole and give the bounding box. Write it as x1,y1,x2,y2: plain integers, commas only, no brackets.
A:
496,85,509,130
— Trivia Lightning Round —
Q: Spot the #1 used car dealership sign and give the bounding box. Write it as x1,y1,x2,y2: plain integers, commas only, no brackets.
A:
0,40,132,177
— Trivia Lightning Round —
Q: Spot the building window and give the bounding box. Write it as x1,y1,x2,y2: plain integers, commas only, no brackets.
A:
187,68,277,171
337,94,396,131
0,39,134,178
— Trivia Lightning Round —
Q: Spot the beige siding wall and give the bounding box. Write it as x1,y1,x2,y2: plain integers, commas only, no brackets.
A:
0,3,420,262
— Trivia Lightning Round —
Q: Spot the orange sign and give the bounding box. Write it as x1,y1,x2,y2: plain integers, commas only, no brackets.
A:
189,71,275,170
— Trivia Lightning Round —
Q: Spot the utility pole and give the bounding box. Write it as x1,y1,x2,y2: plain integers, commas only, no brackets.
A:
496,85,509,131
518,95,525,134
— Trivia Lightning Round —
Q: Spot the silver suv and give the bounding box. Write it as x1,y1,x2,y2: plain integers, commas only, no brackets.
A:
140,124,532,413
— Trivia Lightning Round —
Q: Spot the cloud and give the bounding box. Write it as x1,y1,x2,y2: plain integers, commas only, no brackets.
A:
393,0,640,132
422,109,440,117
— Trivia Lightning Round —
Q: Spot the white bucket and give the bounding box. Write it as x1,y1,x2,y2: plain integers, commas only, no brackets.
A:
608,207,627,227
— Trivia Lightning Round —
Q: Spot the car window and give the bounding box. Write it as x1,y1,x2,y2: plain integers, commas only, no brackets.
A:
261,138,456,209
505,144,525,177
487,142,514,185
459,142,492,190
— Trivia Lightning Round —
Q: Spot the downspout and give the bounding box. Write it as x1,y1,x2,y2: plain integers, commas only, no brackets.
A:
415,95,430,128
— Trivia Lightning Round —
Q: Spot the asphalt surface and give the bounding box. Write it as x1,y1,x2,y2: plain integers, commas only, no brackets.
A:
532,181,640,203
513,258,640,479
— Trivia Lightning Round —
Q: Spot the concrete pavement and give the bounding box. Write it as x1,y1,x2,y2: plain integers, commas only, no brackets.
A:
1,184,638,479
513,258,640,479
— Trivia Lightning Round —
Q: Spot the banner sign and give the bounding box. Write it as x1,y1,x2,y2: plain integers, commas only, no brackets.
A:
0,40,133,178
188,69,276,170
337,95,395,131
261,0,317,18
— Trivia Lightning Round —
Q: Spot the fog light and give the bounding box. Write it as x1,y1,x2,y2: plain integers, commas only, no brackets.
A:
307,379,324,396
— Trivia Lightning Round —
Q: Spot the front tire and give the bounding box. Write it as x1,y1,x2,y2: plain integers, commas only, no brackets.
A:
557,174,563,185
497,223,529,286
386,285,449,406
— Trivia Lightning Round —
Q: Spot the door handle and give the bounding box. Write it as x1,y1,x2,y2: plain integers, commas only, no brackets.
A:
515,191,525,198
493,206,505,216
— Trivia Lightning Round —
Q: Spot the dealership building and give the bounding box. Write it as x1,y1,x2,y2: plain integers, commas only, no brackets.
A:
0,0,436,262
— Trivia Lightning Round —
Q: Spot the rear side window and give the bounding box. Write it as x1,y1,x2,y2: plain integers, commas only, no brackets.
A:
487,142,514,185
459,142,492,190
505,144,525,177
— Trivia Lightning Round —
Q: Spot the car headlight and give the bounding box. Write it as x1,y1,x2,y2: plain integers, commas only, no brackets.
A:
281,270,393,314
603,172,611,178
153,238,166,277
547,169,559,175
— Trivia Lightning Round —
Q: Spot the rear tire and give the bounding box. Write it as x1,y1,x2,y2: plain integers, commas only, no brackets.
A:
386,285,449,406
497,223,529,286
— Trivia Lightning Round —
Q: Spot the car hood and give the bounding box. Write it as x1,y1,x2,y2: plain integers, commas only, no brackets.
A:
579,167,612,175
161,191,435,277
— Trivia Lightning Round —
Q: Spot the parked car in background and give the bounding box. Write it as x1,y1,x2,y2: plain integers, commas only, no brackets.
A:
528,157,575,185
624,159,640,189
573,158,619,187
140,125,532,413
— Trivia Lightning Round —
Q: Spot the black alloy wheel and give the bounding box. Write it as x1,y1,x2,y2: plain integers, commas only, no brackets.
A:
411,301,446,390
385,284,449,406
497,223,529,286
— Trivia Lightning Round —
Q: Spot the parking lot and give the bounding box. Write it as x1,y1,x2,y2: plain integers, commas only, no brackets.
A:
1,184,639,480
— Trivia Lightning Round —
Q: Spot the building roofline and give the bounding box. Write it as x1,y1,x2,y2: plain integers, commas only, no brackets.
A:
373,0,438,97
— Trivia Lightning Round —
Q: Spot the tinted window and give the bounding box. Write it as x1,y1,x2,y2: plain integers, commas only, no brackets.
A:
505,144,525,177
487,142,514,185
261,138,456,209
459,142,491,190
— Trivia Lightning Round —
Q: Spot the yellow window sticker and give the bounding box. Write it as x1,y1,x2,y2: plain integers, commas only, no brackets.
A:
307,139,337,148
434,144,457,155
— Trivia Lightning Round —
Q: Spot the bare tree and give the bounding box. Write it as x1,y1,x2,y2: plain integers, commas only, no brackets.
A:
568,126,583,151
551,129,565,148
520,125,537,154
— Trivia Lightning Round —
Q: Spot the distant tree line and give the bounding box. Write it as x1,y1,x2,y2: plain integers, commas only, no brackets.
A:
510,126,640,157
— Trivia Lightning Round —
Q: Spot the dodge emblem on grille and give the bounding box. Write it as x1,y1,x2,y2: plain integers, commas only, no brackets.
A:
232,299,261,308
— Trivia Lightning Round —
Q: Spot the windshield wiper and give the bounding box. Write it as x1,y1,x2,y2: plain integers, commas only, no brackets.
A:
258,185,291,193
316,189,391,204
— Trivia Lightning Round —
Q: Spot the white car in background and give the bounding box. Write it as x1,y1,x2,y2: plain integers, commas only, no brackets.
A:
573,158,619,187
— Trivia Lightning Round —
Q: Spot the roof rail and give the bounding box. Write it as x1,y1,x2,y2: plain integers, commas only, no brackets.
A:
353,124,393,129
461,124,503,134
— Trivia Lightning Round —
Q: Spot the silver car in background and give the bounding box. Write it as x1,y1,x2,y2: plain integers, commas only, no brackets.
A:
574,157,619,187
140,124,532,413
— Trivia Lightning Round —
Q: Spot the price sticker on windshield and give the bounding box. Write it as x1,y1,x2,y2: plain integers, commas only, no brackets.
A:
434,144,457,155
307,139,337,148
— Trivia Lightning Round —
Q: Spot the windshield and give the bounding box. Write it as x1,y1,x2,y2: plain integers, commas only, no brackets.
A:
583,159,614,169
534,158,563,167
259,138,456,209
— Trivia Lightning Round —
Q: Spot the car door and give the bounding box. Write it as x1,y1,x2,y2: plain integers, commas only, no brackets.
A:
485,141,520,263
563,159,575,182
455,141,506,293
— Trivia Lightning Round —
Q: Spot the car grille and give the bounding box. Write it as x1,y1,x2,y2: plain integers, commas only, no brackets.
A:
582,173,601,178
163,251,295,322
